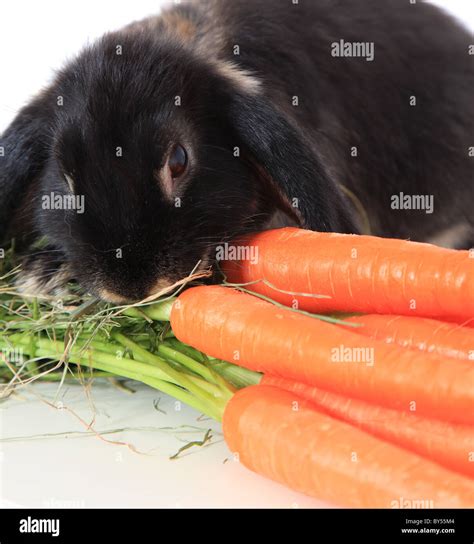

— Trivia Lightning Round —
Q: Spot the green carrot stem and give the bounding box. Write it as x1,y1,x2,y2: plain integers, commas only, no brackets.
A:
0,337,226,419
23,368,112,382
76,338,126,356
141,298,175,321
210,361,262,388
1,335,227,399
32,338,174,384
156,343,220,384
0,337,225,410
1,322,73,330
164,338,206,362
0,315,29,322
77,335,151,351
146,341,235,397
160,339,257,390
34,348,223,420
122,307,153,322
111,332,226,406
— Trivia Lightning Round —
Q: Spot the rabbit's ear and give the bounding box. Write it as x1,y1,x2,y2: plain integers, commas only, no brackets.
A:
0,93,52,241
226,90,358,233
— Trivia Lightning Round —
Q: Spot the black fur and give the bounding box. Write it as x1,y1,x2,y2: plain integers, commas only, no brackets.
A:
0,0,472,301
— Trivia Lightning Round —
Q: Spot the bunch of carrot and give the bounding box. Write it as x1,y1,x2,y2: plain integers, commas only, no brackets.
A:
2,227,473,507
166,227,474,507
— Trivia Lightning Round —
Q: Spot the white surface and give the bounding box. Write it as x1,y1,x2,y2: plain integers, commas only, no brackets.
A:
1,381,328,508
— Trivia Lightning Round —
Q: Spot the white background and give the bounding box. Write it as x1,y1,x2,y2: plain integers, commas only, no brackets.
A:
2,382,326,508
1,1,473,509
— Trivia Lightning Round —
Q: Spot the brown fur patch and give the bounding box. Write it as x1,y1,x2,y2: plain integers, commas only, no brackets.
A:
160,11,197,43
147,277,175,296
211,61,261,95
153,166,174,203
97,289,130,304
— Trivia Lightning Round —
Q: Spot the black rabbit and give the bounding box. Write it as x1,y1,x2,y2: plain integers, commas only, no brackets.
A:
0,0,473,302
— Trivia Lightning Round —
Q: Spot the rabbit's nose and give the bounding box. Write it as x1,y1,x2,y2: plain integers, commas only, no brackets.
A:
97,288,136,304
98,277,174,303
144,277,175,301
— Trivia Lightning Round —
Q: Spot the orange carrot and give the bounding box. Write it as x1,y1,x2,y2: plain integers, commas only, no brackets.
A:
223,385,474,507
344,314,474,361
447,318,474,328
261,375,474,478
223,227,474,320
461,320,474,328
171,286,474,424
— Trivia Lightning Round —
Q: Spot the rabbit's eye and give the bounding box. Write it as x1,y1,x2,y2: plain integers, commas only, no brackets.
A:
64,173,75,192
168,144,188,178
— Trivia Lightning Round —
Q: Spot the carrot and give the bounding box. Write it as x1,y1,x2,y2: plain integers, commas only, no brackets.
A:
462,320,474,328
447,318,474,328
171,286,474,424
223,385,474,507
261,375,474,478
223,227,474,320
344,314,474,361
